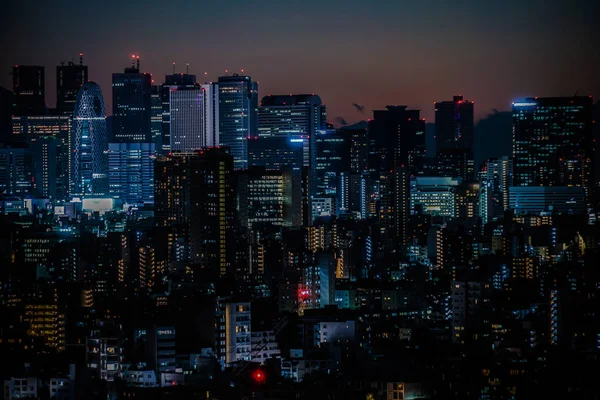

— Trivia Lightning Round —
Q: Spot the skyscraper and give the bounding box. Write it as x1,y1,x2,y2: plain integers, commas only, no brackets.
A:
13,65,45,115
218,74,258,170
435,95,475,180
33,137,68,200
56,56,88,115
71,82,108,197
112,59,152,143
0,147,32,196
154,148,235,277
169,85,218,152
108,143,155,206
258,94,326,167
150,85,163,153
512,96,594,190
160,73,198,153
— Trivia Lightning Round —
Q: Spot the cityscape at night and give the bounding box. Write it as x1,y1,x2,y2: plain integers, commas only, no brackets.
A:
1,1,600,399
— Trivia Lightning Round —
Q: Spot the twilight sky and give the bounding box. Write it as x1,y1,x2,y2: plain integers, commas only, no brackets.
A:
2,0,598,123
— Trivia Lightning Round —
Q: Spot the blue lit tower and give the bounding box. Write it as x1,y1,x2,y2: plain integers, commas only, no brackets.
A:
71,82,108,197
218,74,258,170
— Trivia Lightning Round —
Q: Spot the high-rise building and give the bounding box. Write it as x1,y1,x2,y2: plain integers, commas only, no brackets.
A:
169,84,218,152
12,65,45,115
108,143,155,206
56,56,88,115
71,82,108,197
368,105,426,174
512,97,594,190
258,94,326,167
112,59,152,143
435,95,475,180
218,74,258,170
150,85,163,153
154,148,235,277
0,147,32,196
0,87,13,143
410,177,461,218
160,73,197,153
33,137,68,200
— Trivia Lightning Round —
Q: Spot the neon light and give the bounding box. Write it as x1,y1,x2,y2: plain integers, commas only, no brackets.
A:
290,139,304,143
513,102,537,107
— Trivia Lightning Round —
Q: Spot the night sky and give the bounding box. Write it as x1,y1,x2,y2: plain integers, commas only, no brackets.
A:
2,0,599,124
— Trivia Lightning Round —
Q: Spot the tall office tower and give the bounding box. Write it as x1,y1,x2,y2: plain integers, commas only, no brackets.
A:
258,94,326,167
33,137,68,200
108,143,155,206
112,58,152,143
481,157,513,220
342,125,368,215
11,115,71,147
237,167,285,230
0,147,32,196
56,55,88,115
368,105,426,174
150,85,163,153
160,73,198,153
218,74,258,170
513,97,594,190
71,82,108,197
12,65,46,115
169,85,212,152
435,95,475,180
154,148,235,277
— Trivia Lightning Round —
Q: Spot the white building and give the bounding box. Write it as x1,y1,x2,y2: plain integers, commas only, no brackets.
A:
224,302,251,366
250,330,280,364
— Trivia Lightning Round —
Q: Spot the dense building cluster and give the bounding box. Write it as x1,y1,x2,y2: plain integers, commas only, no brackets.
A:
0,57,599,400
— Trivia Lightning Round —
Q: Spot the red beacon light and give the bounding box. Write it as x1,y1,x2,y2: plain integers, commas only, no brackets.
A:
252,369,266,384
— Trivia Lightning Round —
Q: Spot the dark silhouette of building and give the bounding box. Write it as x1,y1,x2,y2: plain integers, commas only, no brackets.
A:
112,57,152,143
435,95,475,180
56,55,88,115
13,65,45,115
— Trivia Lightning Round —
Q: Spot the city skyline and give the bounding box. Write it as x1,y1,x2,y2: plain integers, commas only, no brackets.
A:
3,0,599,124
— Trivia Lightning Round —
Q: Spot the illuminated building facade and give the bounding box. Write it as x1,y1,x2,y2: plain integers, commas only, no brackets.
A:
218,74,258,170
71,82,108,197
512,96,594,189
0,147,33,196
154,148,235,277
410,177,461,218
108,142,155,206
150,85,163,153
23,304,65,352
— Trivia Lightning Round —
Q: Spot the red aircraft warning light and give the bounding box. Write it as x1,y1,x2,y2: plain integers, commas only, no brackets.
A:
252,369,266,384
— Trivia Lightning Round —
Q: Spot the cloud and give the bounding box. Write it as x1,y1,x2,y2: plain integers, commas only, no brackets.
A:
352,103,365,114
335,116,348,126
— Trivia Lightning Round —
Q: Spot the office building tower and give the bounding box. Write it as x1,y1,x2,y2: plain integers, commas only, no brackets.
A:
222,301,251,366
435,95,475,180
512,97,594,189
169,85,214,152
154,148,235,277
108,143,155,206
71,82,108,197
56,56,88,115
249,136,305,170
368,105,426,174
410,177,462,218
33,137,68,200
12,65,45,115
150,85,163,153
218,74,258,170
11,114,71,147
0,147,32,196
112,59,152,143
237,167,284,230
258,94,326,167
312,129,350,197
160,73,198,153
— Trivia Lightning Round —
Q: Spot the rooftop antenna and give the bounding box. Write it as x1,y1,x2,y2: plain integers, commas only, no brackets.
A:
225,69,228,76
172,62,175,74
136,55,140,71
79,53,83,66
131,54,136,69
186,63,189,74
